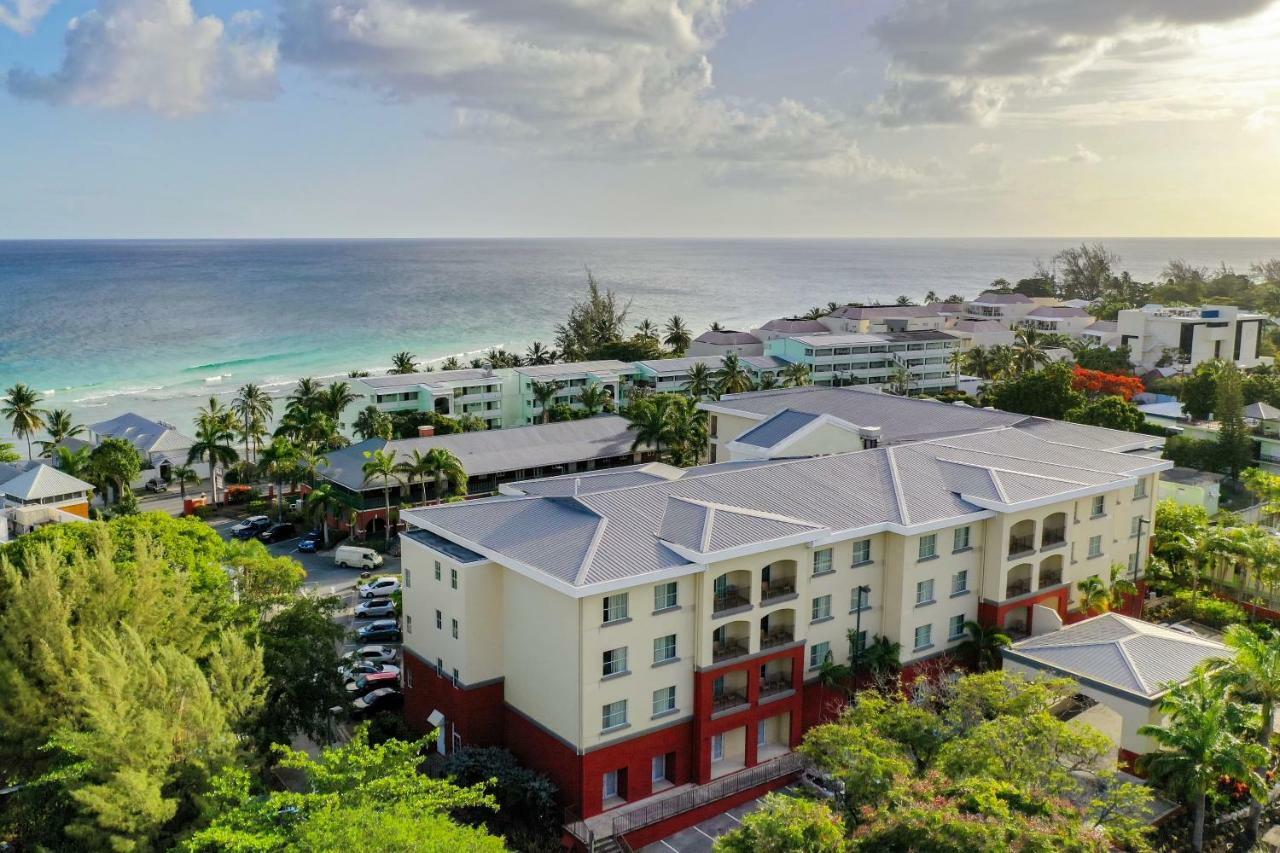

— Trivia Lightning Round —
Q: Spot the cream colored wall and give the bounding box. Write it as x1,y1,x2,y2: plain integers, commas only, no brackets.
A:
775,424,867,458
502,570,583,745
1004,660,1160,754
712,412,764,460
895,524,984,664
579,576,698,750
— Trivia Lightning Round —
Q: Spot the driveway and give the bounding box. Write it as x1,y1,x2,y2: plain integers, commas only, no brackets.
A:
637,786,801,853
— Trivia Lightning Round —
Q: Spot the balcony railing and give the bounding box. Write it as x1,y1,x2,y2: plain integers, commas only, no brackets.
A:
713,639,749,663
760,677,793,698
712,690,749,713
1041,529,1066,548
759,579,797,603
712,586,751,616
1039,570,1063,588
760,628,794,650
1005,578,1032,598
1008,535,1036,558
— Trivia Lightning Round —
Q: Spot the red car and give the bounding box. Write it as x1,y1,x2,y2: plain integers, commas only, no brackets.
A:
345,671,400,696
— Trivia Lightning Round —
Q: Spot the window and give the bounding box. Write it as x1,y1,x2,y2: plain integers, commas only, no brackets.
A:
948,615,966,640
651,755,667,783
435,610,442,630
918,533,937,560
711,734,725,762
1130,516,1143,538
953,526,971,551
852,539,871,565
654,581,678,611
452,668,459,686
852,586,870,612
951,570,969,596
406,614,412,633
1091,495,1106,517
653,634,677,664
916,579,935,605
757,721,767,748
603,647,628,677
602,593,629,624
602,700,628,731
603,770,620,800
451,618,459,639
436,658,444,676
404,567,411,587
434,560,441,581
811,594,832,621
914,624,932,650
1088,535,1103,559
809,641,830,670
1134,478,1148,499
652,686,676,716
812,548,833,575
450,568,458,589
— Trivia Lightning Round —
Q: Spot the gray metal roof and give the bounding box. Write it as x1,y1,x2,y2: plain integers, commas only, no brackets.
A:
971,291,1034,304
0,463,94,502
1006,613,1230,701
693,330,761,345
514,360,633,378
758,318,830,333
735,410,820,448
827,304,948,320
504,463,680,497
317,416,639,491
90,412,193,455
359,368,496,390
1026,306,1092,318
1244,402,1280,421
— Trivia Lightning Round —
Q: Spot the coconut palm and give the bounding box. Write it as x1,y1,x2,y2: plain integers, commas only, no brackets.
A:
352,405,393,442
1138,674,1267,851
948,349,965,385
396,449,433,503
626,394,672,458
1076,574,1111,615
757,373,778,391
388,352,419,375
188,403,239,505
457,414,487,432
361,449,403,536
231,384,273,464
662,397,709,466
169,463,201,506
287,377,324,414
859,635,902,675
441,356,463,371
578,384,613,416
346,369,371,378
664,316,692,355
889,365,912,396
52,445,93,481
257,438,299,520
524,341,556,366
1011,328,1052,373
802,306,825,320
715,353,754,396
781,362,812,388
961,346,995,380
2,383,46,461
635,319,660,343
423,447,467,501
708,321,727,332
685,362,715,400
530,380,559,424
987,345,1017,379
956,620,1011,672
1207,625,1280,840
317,382,358,423
35,408,84,457
303,483,343,548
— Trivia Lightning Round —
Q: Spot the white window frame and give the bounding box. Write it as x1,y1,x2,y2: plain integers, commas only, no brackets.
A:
948,614,965,640
812,548,833,575
651,754,667,783
916,578,935,605
603,593,630,624
654,581,678,611
951,570,968,596
603,770,620,800
953,527,970,551
651,686,676,716
711,734,725,762
450,568,458,589
852,539,871,564
602,700,628,731
1091,495,1106,517
811,594,832,621
809,641,830,669
914,624,932,650
653,634,677,664
451,618,458,639
919,533,937,560
603,647,628,677
852,586,870,611
1088,535,1102,559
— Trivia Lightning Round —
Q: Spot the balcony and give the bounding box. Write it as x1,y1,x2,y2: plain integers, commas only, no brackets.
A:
1005,579,1032,597
1039,568,1063,588
712,586,751,617
711,690,749,714
760,627,794,650
1040,528,1066,549
759,577,797,604
1007,534,1036,559
713,638,749,663
760,676,792,699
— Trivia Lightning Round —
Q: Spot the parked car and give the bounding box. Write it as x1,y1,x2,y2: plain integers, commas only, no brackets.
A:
354,598,397,619
343,645,398,665
231,515,272,539
336,545,383,570
297,538,318,553
358,577,400,600
355,620,401,643
351,687,403,717
144,478,169,493
340,661,400,682
345,671,400,696
800,768,844,800
258,522,296,544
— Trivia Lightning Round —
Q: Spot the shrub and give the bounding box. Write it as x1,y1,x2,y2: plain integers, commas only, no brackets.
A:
443,746,558,843
1166,589,1248,628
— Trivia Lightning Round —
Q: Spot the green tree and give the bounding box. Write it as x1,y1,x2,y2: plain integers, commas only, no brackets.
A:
361,449,403,535
36,407,85,457
53,443,94,480
2,383,46,460
715,794,845,853
524,341,556,365
388,351,419,374
232,384,273,464
577,383,613,416
317,382,358,423
529,380,559,424
1010,328,1052,373
554,270,630,361
662,395,709,466
257,438,299,520
170,463,201,506
664,315,692,355
90,436,144,504
1181,361,1222,421
781,362,812,388
189,402,239,506
987,362,1085,420
1139,673,1268,851
443,746,558,845
1215,363,1254,481
955,620,1011,672
353,404,393,441
253,596,346,751
626,394,672,459
1065,395,1145,432
302,482,343,547
0,440,19,464
419,447,467,501
715,353,754,396
685,361,716,400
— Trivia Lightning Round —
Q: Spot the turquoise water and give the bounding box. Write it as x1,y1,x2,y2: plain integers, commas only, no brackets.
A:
2,237,1279,439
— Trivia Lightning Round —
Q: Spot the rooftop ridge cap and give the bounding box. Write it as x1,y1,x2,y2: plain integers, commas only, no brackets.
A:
700,505,714,553
573,517,610,586
923,433,1146,477
884,446,911,526
938,457,1094,489
1113,633,1153,695
674,497,821,529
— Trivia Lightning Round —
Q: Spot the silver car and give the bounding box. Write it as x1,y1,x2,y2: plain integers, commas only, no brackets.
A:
354,598,397,619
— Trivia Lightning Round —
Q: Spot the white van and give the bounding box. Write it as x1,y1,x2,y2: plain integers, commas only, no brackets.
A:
335,545,383,570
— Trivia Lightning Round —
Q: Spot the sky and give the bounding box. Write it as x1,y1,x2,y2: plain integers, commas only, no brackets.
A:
2,0,1280,239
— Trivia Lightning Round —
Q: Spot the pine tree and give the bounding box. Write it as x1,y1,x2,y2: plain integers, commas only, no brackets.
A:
1215,363,1254,481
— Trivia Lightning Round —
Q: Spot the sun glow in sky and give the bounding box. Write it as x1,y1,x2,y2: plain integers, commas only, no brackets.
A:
2,0,1279,238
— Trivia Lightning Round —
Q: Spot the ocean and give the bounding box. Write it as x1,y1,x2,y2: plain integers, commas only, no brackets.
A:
2,237,1279,441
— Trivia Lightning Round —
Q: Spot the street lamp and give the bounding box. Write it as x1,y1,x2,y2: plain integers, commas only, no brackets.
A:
1133,517,1149,617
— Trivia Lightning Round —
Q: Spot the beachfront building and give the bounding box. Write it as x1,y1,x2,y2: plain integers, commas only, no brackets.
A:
632,356,788,395
818,304,955,335
749,318,832,342
1080,320,1121,348
687,330,764,358
947,319,1015,350
514,361,638,425
961,290,1042,324
0,462,95,542
1116,304,1271,371
357,368,504,429
1017,305,1096,337
314,415,650,535
394,389,1165,845
68,412,209,489
764,331,960,395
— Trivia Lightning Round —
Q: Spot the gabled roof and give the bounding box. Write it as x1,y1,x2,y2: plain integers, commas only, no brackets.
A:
90,412,193,455
1026,306,1091,319
657,496,820,557
971,291,1034,305
515,360,633,378
693,330,761,345
757,318,830,333
0,463,94,502
735,410,821,449
1005,613,1230,703
359,368,497,390
1086,320,1118,333
502,463,683,497
1244,401,1280,421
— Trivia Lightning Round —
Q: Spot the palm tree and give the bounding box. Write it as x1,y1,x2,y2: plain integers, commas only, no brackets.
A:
388,352,419,374
578,384,612,416
1106,562,1139,612
352,406,393,442
889,365,912,396
664,316,692,355
962,346,995,381
52,445,93,480
708,321,727,332
524,341,556,366
715,353,754,397
318,382,358,423
303,483,343,548
36,408,84,457
1139,674,1268,851
188,403,239,505
361,449,403,538
987,345,1017,379
257,438,299,520
530,380,559,424
802,306,825,320
423,447,466,501
1207,625,1280,840
635,319,660,342
1011,328,1052,373
287,377,323,414
2,383,46,460
626,394,672,459
169,463,200,506
956,621,1011,672
396,449,433,503
859,635,902,676
781,362,812,388
232,384,274,464
948,349,965,386
441,356,463,371
662,397,709,466
685,362,715,400
757,373,778,391
1076,574,1111,615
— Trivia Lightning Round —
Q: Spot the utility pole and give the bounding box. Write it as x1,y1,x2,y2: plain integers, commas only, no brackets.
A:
1133,516,1149,618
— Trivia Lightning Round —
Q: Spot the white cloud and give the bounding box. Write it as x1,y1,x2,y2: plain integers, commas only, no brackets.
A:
869,0,1280,127
1245,106,1280,132
0,0,57,35
6,0,278,116
1033,143,1102,165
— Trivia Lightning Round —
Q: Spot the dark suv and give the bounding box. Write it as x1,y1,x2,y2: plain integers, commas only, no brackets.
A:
258,522,296,544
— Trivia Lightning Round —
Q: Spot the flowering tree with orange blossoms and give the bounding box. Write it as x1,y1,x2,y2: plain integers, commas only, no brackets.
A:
1072,367,1144,401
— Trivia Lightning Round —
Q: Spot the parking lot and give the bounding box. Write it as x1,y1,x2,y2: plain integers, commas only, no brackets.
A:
636,785,801,853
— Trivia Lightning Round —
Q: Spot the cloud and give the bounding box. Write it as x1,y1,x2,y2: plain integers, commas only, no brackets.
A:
0,0,57,35
6,0,278,116
1245,106,1280,132
1033,143,1102,165
869,0,1279,127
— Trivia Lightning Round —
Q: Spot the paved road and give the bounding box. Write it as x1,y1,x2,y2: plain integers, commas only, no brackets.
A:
636,788,802,853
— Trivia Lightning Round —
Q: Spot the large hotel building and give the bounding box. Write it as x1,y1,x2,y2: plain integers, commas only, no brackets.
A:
393,387,1168,845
